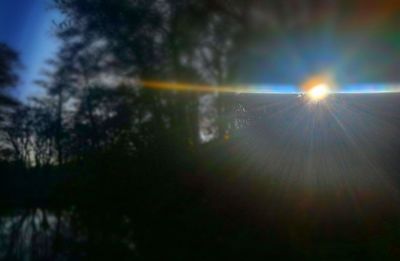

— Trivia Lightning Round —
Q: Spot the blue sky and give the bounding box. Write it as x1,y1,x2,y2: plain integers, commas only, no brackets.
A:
0,0,61,100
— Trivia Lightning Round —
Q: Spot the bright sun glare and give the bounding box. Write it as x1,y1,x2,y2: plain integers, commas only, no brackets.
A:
308,83,330,101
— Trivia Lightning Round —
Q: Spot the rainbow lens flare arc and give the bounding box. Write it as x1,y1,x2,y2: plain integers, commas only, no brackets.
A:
139,80,400,96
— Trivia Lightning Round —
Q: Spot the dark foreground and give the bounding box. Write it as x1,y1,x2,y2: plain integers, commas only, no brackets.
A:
2,95,400,260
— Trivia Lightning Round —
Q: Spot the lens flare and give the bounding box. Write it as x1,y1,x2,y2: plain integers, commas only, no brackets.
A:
136,80,400,97
308,83,330,101
139,80,298,94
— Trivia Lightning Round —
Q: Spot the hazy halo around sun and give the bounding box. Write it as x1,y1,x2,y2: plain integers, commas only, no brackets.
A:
308,83,330,101
302,73,334,102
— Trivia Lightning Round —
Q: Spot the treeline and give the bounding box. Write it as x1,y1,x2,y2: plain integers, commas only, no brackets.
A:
2,0,400,169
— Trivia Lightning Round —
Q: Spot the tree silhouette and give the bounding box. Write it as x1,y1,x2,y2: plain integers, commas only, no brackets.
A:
0,43,20,161
0,43,19,108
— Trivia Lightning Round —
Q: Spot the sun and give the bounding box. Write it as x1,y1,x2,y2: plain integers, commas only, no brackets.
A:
308,83,330,101
302,74,333,102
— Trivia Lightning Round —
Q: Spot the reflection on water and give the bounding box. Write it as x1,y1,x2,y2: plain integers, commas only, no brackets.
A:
1,200,400,260
0,209,70,260
0,208,136,260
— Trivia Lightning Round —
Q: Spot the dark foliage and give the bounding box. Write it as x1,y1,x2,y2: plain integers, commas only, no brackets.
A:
0,43,19,88
0,43,19,107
